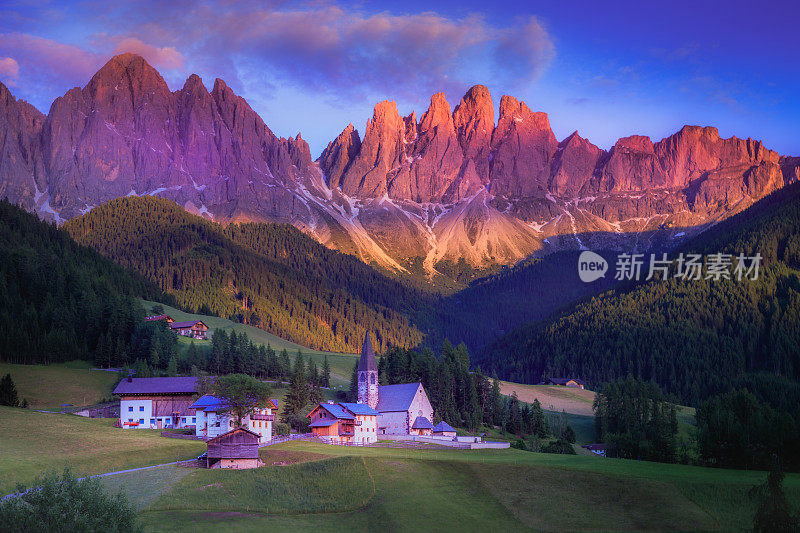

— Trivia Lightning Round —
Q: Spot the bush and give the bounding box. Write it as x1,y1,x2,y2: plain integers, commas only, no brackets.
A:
0,469,141,532
541,439,576,455
274,422,291,436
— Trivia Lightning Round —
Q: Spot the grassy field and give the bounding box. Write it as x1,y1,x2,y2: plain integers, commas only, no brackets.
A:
141,300,360,387
499,381,596,416
130,440,800,532
0,406,203,495
2,408,797,531
0,361,118,410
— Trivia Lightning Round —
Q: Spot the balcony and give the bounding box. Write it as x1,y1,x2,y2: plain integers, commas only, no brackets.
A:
339,430,355,436
251,414,274,421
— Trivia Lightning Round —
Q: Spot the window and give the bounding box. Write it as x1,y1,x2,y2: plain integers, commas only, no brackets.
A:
215,422,220,427
128,418,133,422
128,406,133,412
370,374,376,384
182,418,187,423
150,419,155,424
139,419,144,424
192,418,196,423
359,373,365,382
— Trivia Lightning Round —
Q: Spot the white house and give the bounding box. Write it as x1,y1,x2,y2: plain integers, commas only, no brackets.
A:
190,395,277,444
114,377,198,429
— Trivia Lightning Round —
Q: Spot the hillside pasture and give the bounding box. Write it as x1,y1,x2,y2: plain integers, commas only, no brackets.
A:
141,300,360,387
0,361,118,410
500,382,596,416
0,407,203,495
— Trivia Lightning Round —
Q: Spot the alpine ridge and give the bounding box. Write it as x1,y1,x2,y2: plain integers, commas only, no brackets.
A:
1,53,798,281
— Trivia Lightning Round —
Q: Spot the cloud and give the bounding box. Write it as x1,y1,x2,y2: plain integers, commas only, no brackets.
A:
0,3,555,111
0,56,19,85
110,37,185,71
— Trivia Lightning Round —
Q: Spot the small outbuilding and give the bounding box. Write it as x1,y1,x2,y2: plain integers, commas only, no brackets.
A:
205,427,263,469
431,421,457,437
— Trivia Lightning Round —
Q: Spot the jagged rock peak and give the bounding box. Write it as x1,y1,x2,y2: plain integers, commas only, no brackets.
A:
86,53,169,95
419,92,453,132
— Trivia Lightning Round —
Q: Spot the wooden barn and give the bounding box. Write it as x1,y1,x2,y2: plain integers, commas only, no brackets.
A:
543,378,585,389
169,320,208,340
205,427,263,469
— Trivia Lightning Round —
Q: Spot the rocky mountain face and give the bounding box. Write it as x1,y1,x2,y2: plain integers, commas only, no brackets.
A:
1,54,798,281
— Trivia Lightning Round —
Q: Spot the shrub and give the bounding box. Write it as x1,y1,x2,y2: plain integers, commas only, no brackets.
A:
0,469,141,532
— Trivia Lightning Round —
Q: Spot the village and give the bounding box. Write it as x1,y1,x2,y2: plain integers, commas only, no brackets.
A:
115,327,510,469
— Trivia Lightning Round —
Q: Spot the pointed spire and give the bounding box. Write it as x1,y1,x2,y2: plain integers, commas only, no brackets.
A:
358,332,377,372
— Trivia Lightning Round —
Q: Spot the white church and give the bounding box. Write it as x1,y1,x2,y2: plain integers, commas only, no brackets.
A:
308,333,436,443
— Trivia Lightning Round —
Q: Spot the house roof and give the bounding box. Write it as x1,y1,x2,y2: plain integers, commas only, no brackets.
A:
358,332,378,372
170,320,206,329
432,421,456,433
145,315,173,322
412,416,433,429
340,402,379,416
206,426,261,444
376,383,421,412
113,377,197,395
307,402,354,420
308,419,337,428
189,394,222,409
547,378,585,386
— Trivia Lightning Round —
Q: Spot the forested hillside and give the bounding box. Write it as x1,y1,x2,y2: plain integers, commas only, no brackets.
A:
65,197,431,353
0,200,162,364
477,182,800,406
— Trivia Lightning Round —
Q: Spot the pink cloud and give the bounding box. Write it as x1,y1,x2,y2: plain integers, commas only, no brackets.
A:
110,37,185,71
0,56,19,85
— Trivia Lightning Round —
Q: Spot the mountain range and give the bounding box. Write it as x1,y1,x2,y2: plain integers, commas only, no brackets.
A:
2,53,799,281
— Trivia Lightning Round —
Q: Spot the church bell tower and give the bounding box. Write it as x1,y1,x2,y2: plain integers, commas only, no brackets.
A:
357,332,379,409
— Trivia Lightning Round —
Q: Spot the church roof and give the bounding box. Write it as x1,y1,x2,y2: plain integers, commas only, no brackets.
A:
358,332,378,372
412,416,433,429
376,383,422,412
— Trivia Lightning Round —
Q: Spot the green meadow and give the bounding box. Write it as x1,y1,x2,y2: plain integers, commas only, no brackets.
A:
2,408,798,531
141,300,360,387
0,361,118,410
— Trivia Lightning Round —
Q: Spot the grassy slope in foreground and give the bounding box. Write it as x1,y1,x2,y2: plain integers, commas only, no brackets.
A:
141,299,360,387
0,406,203,495
134,440,800,532
0,361,118,410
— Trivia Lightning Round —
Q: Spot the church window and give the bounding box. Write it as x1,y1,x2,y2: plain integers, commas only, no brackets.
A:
370,374,376,384
359,373,365,382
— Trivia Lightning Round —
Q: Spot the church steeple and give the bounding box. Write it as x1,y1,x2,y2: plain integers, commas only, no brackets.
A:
357,332,379,408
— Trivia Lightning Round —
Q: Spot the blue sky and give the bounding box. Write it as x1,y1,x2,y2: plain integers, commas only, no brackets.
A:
1,0,797,157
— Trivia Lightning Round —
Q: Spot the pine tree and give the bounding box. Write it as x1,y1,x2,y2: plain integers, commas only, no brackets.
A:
322,354,331,388
166,355,178,377
0,373,20,407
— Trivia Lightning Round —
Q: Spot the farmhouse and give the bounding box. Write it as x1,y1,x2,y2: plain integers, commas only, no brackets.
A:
190,394,277,444
204,427,262,469
113,376,198,429
145,314,174,323
307,401,379,444
169,320,208,340
357,333,438,436
543,378,585,389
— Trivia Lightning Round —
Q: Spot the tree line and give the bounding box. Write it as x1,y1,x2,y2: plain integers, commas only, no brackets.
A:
64,196,430,354
0,199,165,366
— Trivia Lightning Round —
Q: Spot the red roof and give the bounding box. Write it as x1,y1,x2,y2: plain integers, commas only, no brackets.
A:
169,320,207,329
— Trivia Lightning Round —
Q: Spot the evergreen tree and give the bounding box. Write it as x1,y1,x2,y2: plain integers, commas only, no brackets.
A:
0,374,20,407
322,354,331,388
751,465,800,533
